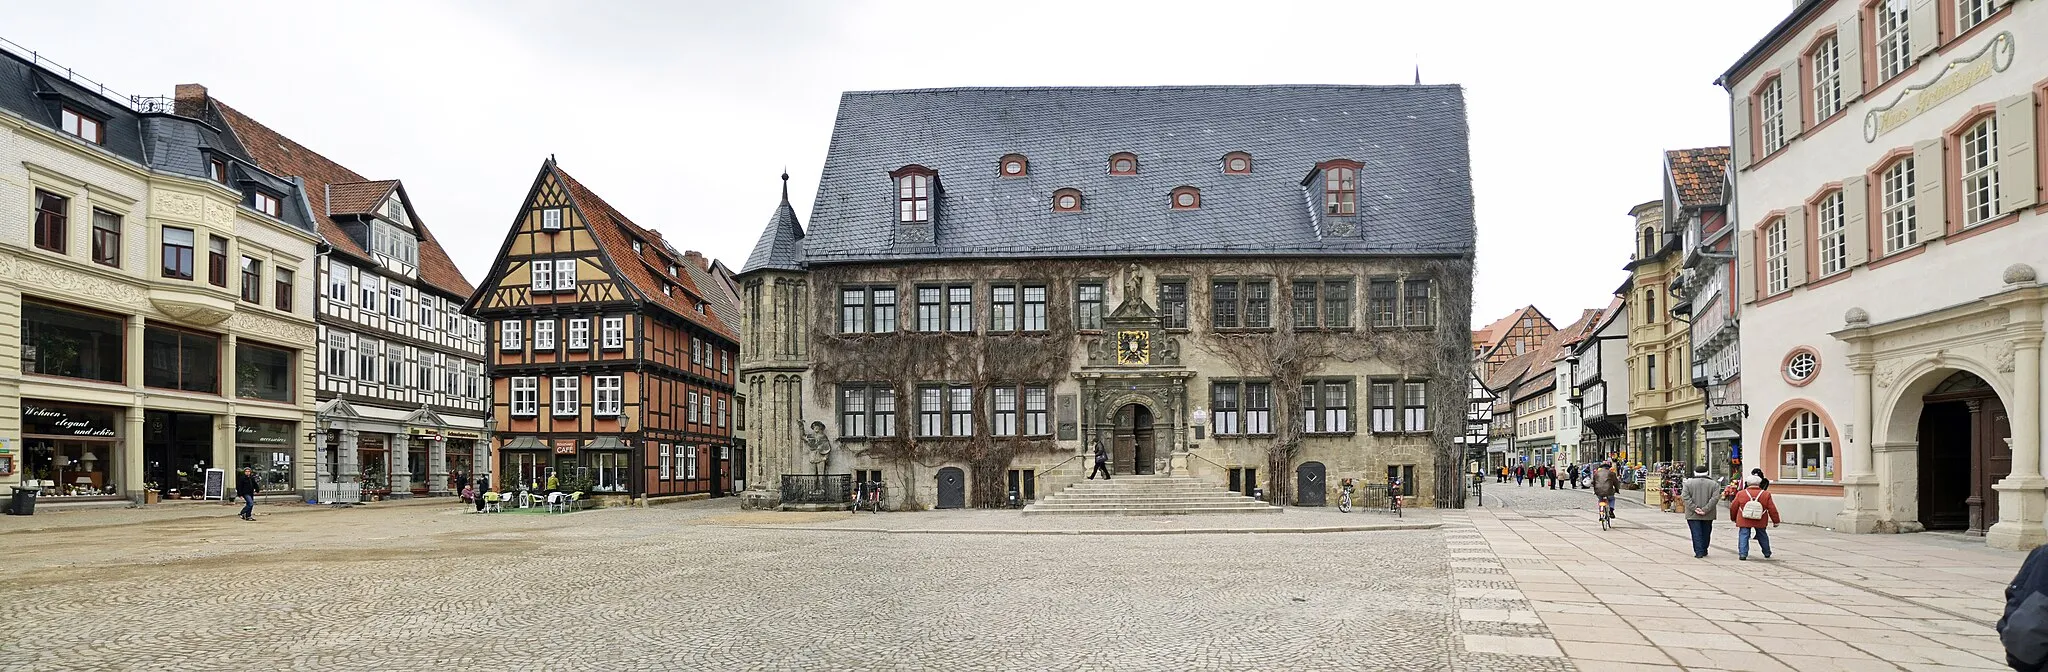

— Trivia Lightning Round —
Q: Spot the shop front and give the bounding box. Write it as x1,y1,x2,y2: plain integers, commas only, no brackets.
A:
233,418,296,494
21,402,123,500
500,436,549,492
145,410,215,499
357,434,392,498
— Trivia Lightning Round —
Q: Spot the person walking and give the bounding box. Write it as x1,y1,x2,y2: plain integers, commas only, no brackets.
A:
1567,463,1581,489
1513,465,1524,486
1088,442,1111,480
235,467,259,521
2000,545,2048,672
1548,464,1559,490
1681,465,1720,558
1592,461,1620,520
1729,475,1780,560
474,475,491,513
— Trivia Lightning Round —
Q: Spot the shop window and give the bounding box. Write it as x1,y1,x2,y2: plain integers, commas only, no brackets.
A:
593,452,627,492
21,300,124,383
234,341,296,403
21,403,120,497
143,326,219,393
1779,411,1836,482
233,418,296,492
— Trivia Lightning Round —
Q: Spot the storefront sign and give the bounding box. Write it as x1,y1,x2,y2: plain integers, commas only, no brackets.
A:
444,430,481,439
235,419,294,446
1864,32,2015,142
554,439,578,455
406,427,443,440
23,403,118,438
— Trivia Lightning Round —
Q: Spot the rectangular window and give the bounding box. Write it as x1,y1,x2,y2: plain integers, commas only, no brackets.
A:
21,300,124,383
33,190,68,254
1765,220,1790,295
601,317,625,349
1960,118,2001,228
919,386,944,437
1817,191,1848,277
1212,383,1241,435
1882,158,1918,254
324,332,349,378
568,319,590,350
659,444,672,480
841,385,868,437
1292,281,1318,329
1325,280,1352,328
419,298,436,329
554,258,577,292
917,286,942,332
358,336,380,384
1021,285,1047,331
1403,279,1433,327
387,285,405,320
718,398,728,428
143,326,219,393
235,341,295,403
90,209,119,267
990,285,1016,332
1760,78,1787,154
1211,280,1239,328
1369,280,1398,327
552,377,580,416
511,377,538,416
1076,282,1104,331
385,343,404,386
870,288,897,333
1877,2,1911,81
1244,382,1271,435
683,447,699,480
162,226,195,280
1243,281,1270,328
949,385,973,436
1302,380,1351,433
1371,382,1397,433
240,257,263,303
1403,381,1428,432
422,356,435,393
500,320,523,351
1388,465,1416,497
841,288,868,333
531,260,553,292
208,158,227,183
541,208,562,230
1647,354,1659,390
60,107,102,144
1959,0,1994,32
1023,385,1049,436
533,320,556,351
1325,165,1357,215
1007,469,1038,502
992,386,1017,436
326,258,348,300
208,236,229,287
947,285,972,332
253,192,281,218
1159,281,1187,329
688,391,700,424
275,269,294,312
1812,36,1842,121
594,376,622,416
1291,279,1353,329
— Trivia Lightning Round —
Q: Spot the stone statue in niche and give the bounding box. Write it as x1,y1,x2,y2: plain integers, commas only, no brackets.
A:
1124,263,1143,303
802,421,833,475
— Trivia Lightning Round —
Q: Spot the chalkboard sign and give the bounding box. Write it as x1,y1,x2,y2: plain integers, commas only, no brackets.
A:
203,468,226,500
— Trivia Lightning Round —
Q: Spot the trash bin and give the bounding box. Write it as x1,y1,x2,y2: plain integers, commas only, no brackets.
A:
6,487,36,516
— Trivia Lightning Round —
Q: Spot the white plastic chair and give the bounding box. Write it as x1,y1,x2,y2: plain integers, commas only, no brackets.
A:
483,492,503,513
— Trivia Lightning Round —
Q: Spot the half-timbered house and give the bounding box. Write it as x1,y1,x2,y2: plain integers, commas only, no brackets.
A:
467,159,741,501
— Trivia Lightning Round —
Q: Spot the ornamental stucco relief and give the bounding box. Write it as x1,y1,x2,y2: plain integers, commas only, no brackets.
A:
6,257,147,305
228,311,317,344
152,191,203,221
1873,314,2010,353
203,199,235,226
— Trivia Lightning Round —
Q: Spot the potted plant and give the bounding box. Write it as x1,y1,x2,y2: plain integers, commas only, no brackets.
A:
142,482,160,505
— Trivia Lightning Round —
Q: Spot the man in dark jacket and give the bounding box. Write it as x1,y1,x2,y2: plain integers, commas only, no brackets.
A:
235,467,259,521
1567,463,1581,489
2002,545,2048,671
1088,441,1111,480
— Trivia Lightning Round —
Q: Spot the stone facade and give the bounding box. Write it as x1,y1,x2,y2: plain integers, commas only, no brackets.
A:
1623,201,1706,474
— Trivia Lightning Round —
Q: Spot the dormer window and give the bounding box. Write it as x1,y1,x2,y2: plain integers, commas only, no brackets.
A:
1223,152,1252,175
253,192,282,218
1052,188,1083,213
1109,152,1138,175
668,264,678,276
60,107,103,144
890,165,934,223
1000,154,1028,177
1170,186,1200,210
663,284,673,296
1319,160,1361,216
632,240,643,253
208,159,228,183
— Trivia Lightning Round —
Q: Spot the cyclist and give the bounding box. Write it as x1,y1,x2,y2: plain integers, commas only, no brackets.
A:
1591,460,1621,523
1337,478,1356,512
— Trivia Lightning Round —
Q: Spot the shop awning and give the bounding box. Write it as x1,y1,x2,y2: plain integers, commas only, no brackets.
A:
504,436,546,450
586,437,626,451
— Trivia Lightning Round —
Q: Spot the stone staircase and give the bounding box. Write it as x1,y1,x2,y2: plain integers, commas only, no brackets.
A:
1021,475,1282,516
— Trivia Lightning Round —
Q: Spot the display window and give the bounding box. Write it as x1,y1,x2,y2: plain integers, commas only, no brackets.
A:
233,419,295,493
22,402,121,497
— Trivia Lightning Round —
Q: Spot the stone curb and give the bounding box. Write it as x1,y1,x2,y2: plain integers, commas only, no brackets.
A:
709,521,1442,536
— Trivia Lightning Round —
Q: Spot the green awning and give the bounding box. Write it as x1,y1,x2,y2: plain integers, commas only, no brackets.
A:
586,437,626,451
503,436,546,450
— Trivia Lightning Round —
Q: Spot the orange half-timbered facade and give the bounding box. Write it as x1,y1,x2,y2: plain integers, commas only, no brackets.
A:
466,159,741,500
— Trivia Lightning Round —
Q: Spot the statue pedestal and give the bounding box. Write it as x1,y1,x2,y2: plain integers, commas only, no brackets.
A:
740,487,780,511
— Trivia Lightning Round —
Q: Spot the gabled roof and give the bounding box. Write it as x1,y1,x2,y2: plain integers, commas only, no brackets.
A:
795,85,1474,264
1475,305,1545,349
328,180,398,215
1665,147,1730,209
193,88,475,298
549,162,738,342
740,173,805,273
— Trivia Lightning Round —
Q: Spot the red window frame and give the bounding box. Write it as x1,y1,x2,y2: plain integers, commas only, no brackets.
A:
33,190,67,253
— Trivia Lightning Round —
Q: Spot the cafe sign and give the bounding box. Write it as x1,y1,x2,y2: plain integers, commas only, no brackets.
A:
23,403,117,438
1865,32,2015,142
554,439,579,455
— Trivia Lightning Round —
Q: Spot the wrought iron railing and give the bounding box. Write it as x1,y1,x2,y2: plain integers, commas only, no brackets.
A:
781,474,853,505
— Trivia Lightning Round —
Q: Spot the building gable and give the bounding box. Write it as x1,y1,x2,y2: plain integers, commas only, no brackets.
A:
468,163,635,313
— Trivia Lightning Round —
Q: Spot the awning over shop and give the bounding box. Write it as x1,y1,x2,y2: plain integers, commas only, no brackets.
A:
504,436,546,450
586,437,626,451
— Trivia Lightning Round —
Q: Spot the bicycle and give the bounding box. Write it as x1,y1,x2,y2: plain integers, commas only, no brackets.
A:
1597,495,1613,530
864,480,884,513
1337,478,1355,513
1388,478,1403,519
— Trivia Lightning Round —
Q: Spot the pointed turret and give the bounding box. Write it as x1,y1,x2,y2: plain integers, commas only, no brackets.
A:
741,171,805,274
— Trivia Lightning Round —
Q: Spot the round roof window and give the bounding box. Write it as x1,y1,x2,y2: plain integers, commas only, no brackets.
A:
1227,158,1248,172
1057,195,1077,209
1113,159,1133,173
1003,160,1024,175
1175,192,1197,207
1784,350,1818,384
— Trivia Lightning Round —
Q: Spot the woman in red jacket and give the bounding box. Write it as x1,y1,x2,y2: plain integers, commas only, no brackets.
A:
1729,474,1781,560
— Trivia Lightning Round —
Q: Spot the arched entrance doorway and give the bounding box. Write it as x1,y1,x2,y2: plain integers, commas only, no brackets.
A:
936,467,966,509
1297,461,1326,506
1113,404,1156,475
1916,371,2012,534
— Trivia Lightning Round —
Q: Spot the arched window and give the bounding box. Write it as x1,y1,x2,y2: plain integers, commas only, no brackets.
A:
1222,152,1252,175
1758,76,1787,154
999,154,1028,178
1052,188,1082,213
1879,155,1918,255
1320,160,1360,215
890,165,934,223
1957,115,2000,229
1109,152,1138,176
1640,227,1657,258
1778,410,1834,481
1169,186,1200,210
1643,290,1657,323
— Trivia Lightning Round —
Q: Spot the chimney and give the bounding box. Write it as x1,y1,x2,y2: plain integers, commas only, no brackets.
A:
173,83,208,117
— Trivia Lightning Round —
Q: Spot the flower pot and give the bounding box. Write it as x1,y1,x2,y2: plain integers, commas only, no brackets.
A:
143,491,160,505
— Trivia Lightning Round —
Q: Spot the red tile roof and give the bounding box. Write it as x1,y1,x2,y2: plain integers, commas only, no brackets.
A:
328,180,397,215
202,95,476,298
551,164,738,342
1666,147,1731,209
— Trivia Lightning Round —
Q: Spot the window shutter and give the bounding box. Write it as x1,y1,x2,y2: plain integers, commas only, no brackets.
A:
1997,93,2039,213
1733,97,1754,169
1783,208,1809,288
1908,0,1938,59
1844,175,1870,268
1837,13,1865,97
1738,229,1758,304
1781,59,1805,136
1914,138,1947,242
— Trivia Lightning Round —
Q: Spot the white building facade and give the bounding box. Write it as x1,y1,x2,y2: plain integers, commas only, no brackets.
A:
1723,0,2048,548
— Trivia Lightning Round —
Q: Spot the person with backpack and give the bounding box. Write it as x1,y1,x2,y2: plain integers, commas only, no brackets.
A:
2000,545,2048,671
1591,461,1620,519
1728,474,1780,560
1088,441,1111,480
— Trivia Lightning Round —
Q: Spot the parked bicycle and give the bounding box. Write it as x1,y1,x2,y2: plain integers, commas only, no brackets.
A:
863,480,884,513
1337,478,1355,513
1388,478,1403,518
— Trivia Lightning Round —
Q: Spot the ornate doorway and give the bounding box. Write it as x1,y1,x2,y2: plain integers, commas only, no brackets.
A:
1114,404,1156,475
1917,372,2011,534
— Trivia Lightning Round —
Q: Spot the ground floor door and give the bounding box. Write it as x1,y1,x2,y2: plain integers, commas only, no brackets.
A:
936,466,965,509
143,410,214,498
1297,461,1326,506
1112,404,1156,475
731,447,746,492
1918,372,2012,534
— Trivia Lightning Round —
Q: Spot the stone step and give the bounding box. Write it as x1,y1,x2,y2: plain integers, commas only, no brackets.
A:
1036,493,1262,504
1021,505,1284,516
1024,474,1281,515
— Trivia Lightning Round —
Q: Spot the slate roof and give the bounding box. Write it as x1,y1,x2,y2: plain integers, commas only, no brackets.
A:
550,163,738,341
741,174,806,273
1665,147,1730,209
195,89,476,299
772,85,1473,268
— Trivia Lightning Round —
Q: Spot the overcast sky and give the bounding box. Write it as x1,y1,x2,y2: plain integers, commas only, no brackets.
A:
9,1,1789,327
